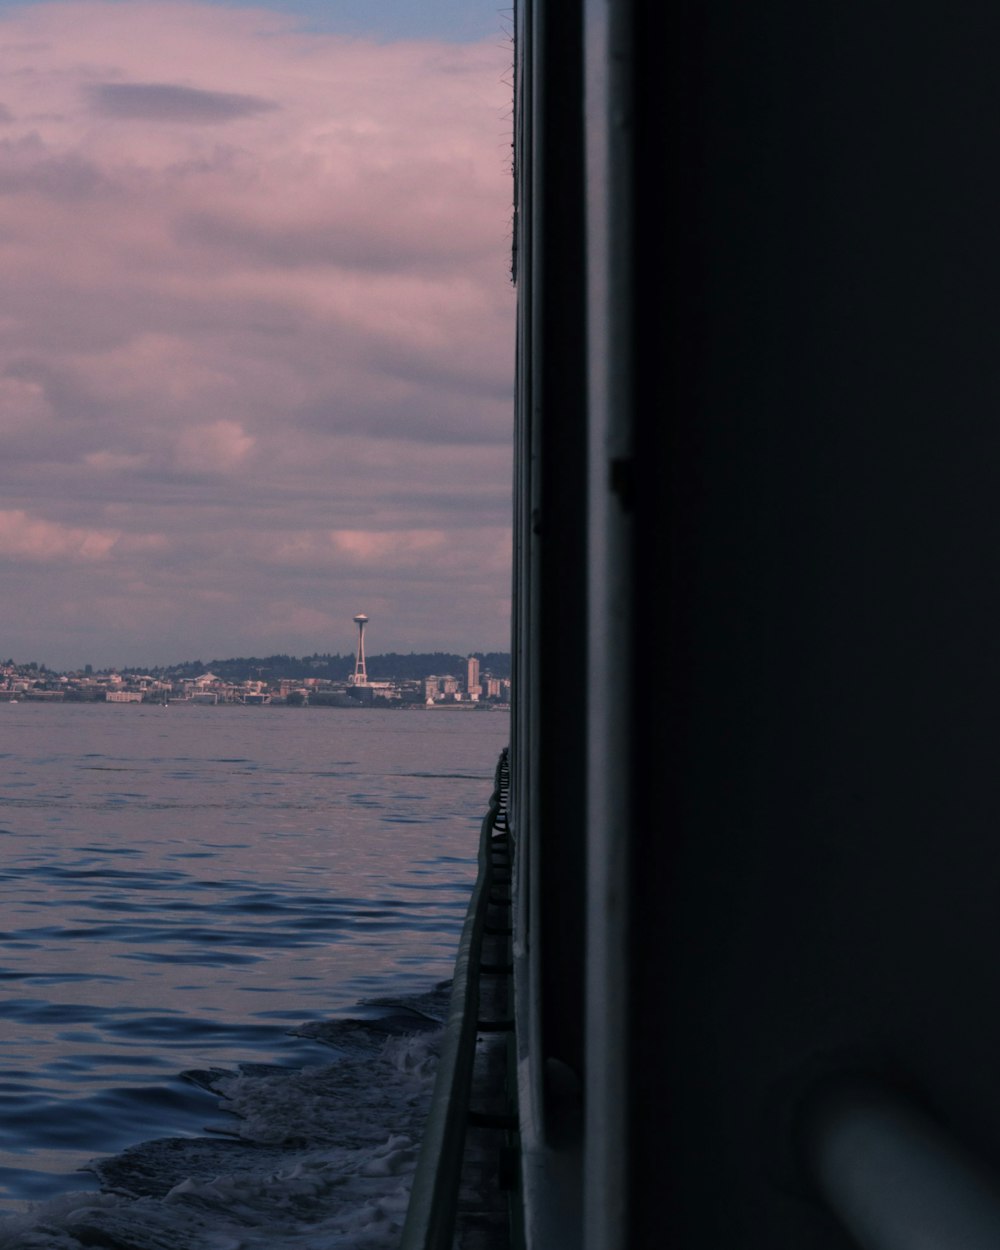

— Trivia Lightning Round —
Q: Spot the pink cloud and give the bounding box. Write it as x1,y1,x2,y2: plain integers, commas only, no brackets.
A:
0,507,167,562
0,1,513,667
174,419,256,472
0,509,119,560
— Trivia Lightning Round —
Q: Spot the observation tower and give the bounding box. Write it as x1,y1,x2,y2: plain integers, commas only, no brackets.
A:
350,613,369,685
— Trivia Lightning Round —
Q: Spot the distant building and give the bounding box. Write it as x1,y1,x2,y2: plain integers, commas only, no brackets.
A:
466,656,480,695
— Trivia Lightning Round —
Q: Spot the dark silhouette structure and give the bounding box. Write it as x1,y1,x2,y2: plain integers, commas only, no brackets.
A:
506,1,1000,1247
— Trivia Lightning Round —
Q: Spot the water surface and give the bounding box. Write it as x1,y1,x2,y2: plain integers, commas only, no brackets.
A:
0,702,507,1224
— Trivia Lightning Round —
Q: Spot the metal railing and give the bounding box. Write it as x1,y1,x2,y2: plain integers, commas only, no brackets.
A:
400,748,511,1250
804,1079,1000,1250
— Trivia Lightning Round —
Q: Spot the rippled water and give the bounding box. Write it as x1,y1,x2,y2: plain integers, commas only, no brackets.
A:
0,702,507,1229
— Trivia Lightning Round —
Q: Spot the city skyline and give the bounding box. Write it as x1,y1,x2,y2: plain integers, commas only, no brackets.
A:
0,644,512,676
0,644,512,706
0,0,514,671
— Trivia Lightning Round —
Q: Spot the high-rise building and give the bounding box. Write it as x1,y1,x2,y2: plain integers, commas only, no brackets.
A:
466,655,480,694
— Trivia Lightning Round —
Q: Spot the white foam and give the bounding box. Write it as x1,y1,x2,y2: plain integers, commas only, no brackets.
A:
0,1024,442,1250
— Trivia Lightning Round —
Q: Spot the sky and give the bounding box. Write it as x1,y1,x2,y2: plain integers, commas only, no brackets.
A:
0,0,515,670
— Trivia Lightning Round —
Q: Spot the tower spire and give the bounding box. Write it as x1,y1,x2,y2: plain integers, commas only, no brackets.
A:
351,614,369,685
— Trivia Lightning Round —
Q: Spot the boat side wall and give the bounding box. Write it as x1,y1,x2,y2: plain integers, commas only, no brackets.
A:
516,2,1000,1247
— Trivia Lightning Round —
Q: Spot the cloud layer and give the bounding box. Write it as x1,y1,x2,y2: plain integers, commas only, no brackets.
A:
0,1,514,668
89,81,279,121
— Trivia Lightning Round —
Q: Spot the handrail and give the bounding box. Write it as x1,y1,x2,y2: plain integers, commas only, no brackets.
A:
401,747,510,1250
804,1080,1000,1250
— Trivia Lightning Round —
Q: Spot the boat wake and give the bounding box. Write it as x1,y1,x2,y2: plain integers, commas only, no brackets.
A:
0,984,449,1250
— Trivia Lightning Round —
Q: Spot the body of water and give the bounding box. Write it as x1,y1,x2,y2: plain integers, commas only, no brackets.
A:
0,701,507,1247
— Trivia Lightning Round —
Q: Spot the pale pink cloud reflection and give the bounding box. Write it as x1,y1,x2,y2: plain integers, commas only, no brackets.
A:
0,1,514,668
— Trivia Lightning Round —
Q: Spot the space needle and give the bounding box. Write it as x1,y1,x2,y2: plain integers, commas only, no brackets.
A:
350,613,369,686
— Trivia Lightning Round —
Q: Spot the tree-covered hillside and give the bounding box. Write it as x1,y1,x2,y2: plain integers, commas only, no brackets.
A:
131,652,511,683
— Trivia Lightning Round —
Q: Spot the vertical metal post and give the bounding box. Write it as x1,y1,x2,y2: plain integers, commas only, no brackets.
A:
583,2,634,1248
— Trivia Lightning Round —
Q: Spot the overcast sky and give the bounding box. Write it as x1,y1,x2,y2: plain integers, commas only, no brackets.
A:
0,0,514,670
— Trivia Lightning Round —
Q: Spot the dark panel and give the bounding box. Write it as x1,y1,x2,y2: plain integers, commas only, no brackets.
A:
533,0,589,1105
628,2,1000,1245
